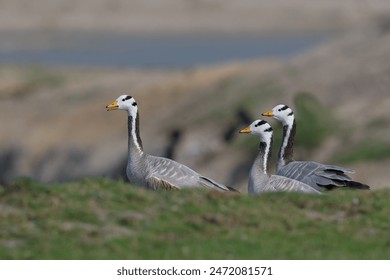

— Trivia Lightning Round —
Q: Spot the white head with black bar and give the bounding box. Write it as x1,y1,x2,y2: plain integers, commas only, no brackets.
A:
262,104,294,126
106,95,138,117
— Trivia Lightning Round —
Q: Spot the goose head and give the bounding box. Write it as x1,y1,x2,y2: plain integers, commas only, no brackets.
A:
239,119,273,143
262,104,294,126
106,95,138,116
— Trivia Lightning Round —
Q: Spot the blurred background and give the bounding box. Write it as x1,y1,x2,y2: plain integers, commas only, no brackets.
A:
0,0,390,191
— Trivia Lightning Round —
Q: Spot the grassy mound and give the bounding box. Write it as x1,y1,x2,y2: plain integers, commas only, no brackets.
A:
0,178,389,259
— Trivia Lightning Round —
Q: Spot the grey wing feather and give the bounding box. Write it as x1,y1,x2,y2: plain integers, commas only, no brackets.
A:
322,164,355,174
277,161,356,189
268,175,322,194
318,172,351,181
146,155,228,191
199,176,230,191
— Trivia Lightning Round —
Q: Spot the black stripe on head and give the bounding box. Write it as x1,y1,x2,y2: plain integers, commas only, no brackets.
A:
122,95,133,102
265,127,273,132
288,111,294,116
278,105,289,112
132,102,137,106
255,120,267,127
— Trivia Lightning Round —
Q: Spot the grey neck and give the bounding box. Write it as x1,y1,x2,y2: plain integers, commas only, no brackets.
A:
248,136,272,194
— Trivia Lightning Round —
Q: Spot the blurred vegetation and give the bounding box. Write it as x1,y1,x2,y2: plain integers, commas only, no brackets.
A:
192,77,283,126
293,92,334,150
1,178,389,260
0,66,65,98
24,67,64,89
336,141,390,164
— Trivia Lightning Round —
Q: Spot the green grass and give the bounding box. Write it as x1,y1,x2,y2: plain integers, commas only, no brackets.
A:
1,178,389,260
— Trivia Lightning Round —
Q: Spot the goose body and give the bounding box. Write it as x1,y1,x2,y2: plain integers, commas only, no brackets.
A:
262,104,369,190
239,120,321,195
107,95,233,191
133,152,229,190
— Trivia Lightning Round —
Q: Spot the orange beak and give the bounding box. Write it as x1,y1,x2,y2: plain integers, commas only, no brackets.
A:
106,100,119,111
261,110,273,117
239,127,251,134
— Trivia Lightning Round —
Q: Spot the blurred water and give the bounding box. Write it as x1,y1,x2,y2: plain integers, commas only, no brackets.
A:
0,31,327,68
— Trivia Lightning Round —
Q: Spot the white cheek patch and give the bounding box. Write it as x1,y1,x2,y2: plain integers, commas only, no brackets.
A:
284,114,294,126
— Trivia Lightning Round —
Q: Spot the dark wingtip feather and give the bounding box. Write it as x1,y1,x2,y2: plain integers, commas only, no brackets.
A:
227,186,240,193
345,181,370,190
318,180,370,190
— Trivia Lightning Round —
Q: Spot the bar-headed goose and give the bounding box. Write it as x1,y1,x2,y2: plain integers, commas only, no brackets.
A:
106,95,235,191
239,119,321,195
262,104,369,190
